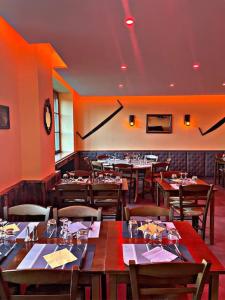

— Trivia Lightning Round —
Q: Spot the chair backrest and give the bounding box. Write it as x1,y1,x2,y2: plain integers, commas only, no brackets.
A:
91,161,103,172
2,267,79,300
90,183,122,203
160,171,181,179
68,170,91,178
55,183,89,207
83,157,92,171
129,259,210,300
144,155,158,162
152,162,170,173
113,164,133,181
54,205,102,221
96,170,122,177
96,154,109,160
179,183,213,214
124,205,173,221
4,204,51,222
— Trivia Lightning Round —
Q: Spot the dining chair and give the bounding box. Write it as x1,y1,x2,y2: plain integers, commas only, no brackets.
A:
113,163,135,203
91,161,103,173
171,184,214,240
90,183,122,220
3,204,51,222
129,259,210,300
160,170,181,179
53,205,102,221
54,183,89,208
95,170,122,177
1,267,80,300
96,154,110,160
144,154,158,162
142,162,170,201
124,205,173,221
83,157,92,171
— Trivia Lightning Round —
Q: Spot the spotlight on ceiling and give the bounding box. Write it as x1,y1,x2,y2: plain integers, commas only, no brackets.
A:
169,83,175,87
125,17,135,26
121,64,127,70
118,83,124,88
193,63,200,70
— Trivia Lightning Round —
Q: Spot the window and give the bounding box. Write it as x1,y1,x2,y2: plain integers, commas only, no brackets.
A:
53,91,61,154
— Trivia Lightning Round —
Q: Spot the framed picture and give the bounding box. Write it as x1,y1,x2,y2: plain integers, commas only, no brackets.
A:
0,105,10,129
146,114,172,133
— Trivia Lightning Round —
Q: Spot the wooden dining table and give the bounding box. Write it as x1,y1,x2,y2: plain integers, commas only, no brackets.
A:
98,158,155,202
0,221,108,300
155,177,216,245
105,221,225,300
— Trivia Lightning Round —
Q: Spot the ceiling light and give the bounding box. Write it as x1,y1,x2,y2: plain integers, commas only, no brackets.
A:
169,83,175,87
118,83,124,88
193,63,200,70
125,17,135,26
222,82,225,86
121,65,127,70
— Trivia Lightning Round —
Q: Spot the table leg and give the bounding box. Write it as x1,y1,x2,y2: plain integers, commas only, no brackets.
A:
109,274,117,300
163,191,170,207
209,274,219,300
156,183,160,206
92,274,101,300
210,193,215,245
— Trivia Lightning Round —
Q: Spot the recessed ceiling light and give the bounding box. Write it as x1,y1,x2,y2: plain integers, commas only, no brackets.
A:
118,83,124,88
125,17,135,26
121,64,127,70
169,83,175,87
193,63,200,70
222,82,225,86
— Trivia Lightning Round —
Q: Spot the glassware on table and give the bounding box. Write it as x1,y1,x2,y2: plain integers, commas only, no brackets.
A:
184,172,188,180
62,173,69,182
171,174,177,179
47,219,57,237
115,176,121,183
77,229,89,245
167,228,179,245
128,220,138,238
192,175,198,181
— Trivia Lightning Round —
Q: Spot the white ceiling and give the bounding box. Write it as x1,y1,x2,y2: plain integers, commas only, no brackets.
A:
1,0,225,96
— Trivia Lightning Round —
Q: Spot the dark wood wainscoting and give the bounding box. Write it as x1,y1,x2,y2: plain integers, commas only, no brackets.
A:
0,171,61,218
77,150,224,177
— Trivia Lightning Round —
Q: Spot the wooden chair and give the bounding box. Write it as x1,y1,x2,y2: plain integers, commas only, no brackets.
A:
129,259,210,300
160,171,181,179
83,157,92,171
142,162,170,201
144,154,158,162
124,205,173,221
95,170,122,177
90,183,122,220
1,267,79,300
96,154,110,160
91,161,103,173
171,184,214,240
53,205,102,221
113,163,135,203
3,204,51,222
54,183,89,208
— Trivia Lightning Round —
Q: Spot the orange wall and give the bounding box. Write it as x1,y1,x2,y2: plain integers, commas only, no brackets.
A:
0,18,56,191
75,95,225,150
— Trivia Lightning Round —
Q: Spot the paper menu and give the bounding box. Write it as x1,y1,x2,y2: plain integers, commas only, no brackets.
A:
43,248,77,269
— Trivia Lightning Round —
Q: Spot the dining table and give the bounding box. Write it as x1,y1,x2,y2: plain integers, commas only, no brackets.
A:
97,158,155,202
0,221,108,300
155,177,216,245
105,221,225,300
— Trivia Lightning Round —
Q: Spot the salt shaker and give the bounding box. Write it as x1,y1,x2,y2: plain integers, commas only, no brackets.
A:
32,226,38,241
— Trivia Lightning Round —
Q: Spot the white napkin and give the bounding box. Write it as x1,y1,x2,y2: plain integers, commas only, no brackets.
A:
142,246,177,262
68,222,87,234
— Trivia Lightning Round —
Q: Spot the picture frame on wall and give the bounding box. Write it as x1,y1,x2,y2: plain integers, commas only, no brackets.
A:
146,114,172,133
0,105,10,129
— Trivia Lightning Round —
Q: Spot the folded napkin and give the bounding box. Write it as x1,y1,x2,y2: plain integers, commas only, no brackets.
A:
68,222,88,234
3,224,20,232
43,248,77,269
142,246,177,262
138,223,165,235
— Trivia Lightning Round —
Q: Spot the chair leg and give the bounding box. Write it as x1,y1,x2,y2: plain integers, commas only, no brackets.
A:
192,216,199,232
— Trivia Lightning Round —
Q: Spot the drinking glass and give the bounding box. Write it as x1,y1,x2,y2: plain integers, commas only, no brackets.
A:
47,219,57,238
128,220,138,238
168,228,179,245
171,174,177,179
192,175,198,181
184,172,188,180
77,229,89,245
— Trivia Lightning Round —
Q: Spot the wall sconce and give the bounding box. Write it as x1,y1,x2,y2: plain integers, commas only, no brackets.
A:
184,114,190,126
129,115,135,126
